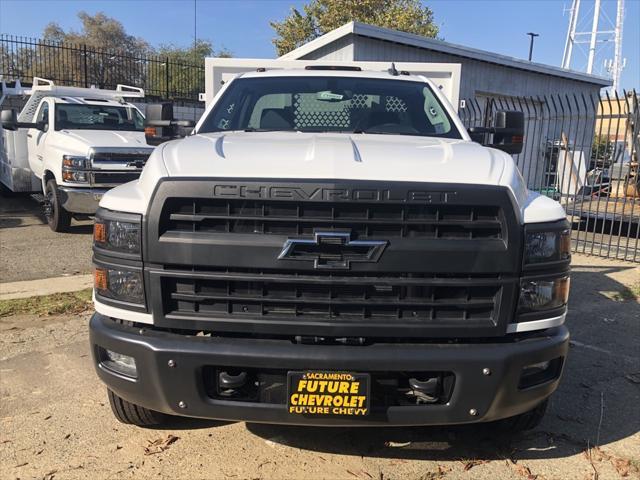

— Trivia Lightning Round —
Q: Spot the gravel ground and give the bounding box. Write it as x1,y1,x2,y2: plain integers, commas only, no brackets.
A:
0,194,93,282
1,254,638,480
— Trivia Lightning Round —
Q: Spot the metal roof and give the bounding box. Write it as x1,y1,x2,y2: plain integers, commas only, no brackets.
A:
279,22,612,87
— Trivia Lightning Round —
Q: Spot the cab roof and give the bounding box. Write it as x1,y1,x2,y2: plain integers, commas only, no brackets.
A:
238,68,427,83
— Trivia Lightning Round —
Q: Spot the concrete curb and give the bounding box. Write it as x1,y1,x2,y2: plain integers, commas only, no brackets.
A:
0,274,93,301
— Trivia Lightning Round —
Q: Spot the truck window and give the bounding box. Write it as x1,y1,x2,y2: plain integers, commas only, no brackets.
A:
198,76,461,139
54,104,144,132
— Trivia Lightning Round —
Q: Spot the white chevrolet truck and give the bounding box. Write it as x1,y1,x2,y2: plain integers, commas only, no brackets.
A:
89,60,571,430
0,78,154,231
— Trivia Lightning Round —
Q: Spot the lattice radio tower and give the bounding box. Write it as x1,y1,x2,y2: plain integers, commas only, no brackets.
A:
562,0,626,92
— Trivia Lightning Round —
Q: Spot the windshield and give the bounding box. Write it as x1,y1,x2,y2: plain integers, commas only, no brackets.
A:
198,76,461,138
54,104,144,132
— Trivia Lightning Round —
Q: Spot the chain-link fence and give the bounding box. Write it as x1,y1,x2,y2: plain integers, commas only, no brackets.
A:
460,91,639,262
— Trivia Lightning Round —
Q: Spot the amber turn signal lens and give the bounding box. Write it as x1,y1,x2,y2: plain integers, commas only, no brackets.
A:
553,276,571,305
94,222,106,244
559,230,571,259
94,268,108,291
144,126,157,136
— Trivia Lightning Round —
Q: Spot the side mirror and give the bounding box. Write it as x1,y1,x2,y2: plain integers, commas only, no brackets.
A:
492,111,524,155
1,109,18,131
1,109,43,131
468,110,524,155
144,103,195,146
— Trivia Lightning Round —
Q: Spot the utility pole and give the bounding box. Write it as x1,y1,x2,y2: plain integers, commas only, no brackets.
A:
562,0,581,69
587,0,601,73
527,32,539,62
611,0,625,92
562,0,625,92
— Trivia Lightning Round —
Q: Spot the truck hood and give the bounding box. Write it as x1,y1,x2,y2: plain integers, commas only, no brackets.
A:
51,129,148,155
101,131,567,224
162,132,507,186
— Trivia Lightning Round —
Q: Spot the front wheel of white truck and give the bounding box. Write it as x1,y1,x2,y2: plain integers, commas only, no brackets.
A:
45,179,72,232
107,389,167,427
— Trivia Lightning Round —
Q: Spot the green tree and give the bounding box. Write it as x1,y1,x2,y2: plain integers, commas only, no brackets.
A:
271,0,439,56
42,11,151,88
156,39,231,99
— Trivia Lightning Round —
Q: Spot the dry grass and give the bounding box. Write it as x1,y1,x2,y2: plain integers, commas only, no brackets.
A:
0,288,93,317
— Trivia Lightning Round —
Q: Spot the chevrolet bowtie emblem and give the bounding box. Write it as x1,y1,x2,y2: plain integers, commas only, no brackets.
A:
277,231,388,270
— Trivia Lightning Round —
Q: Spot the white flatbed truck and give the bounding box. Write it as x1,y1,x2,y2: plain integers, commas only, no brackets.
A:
0,78,154,231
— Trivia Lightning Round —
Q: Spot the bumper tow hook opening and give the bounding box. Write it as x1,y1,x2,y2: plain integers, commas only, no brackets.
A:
218,370,248,397
407,377,440,404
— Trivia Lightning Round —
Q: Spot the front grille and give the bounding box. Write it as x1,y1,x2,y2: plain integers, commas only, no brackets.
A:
145,180,521,337
162,269,501,324
162,198,504,239
91,171,141,186
91,151,151,163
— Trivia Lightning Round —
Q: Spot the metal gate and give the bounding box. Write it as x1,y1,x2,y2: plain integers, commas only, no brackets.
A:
460,91,639,262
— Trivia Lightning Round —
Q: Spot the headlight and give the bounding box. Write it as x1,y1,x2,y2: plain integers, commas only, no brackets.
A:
62,155,88,169
524,224,571,265
62,171,89,182
94,208,142,256
95,266,145,305
518,276,570,312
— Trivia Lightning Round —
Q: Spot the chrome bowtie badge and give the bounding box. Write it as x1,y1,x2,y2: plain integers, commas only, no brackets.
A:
277,231,388,270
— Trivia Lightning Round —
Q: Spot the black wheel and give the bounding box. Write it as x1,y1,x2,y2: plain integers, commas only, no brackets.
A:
44,179,71,232
107,389,166,427
497,398,549,433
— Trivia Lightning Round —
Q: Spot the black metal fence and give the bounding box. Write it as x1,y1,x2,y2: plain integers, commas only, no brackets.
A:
460,91,639,262
0,34,204,103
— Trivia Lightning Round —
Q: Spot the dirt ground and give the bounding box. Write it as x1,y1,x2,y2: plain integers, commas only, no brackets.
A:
1,254,639,480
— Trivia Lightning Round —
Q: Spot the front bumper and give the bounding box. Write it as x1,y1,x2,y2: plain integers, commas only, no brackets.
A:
90,313,569,426
58,187,108,214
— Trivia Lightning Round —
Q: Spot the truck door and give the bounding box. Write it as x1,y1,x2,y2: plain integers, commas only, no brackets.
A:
27,101,49,179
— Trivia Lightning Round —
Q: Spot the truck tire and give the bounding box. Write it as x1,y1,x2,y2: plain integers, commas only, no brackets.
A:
107,389,166,427
45,179,72,232
497,398,549,433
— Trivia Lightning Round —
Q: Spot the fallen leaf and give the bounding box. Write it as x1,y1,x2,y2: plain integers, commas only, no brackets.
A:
437,465,452,475
143,434,180,455
15,462,28,467
346,470,359,478
44,415,52,420
512,462,537,479
63,433,71,440
612,458,630,477
43,469,57,480
462,459,489,471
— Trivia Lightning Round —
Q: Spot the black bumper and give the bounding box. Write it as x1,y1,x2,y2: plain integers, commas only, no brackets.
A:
90,313,569,426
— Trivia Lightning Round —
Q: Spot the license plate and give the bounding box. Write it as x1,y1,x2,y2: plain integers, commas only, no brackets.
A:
287,371,370,416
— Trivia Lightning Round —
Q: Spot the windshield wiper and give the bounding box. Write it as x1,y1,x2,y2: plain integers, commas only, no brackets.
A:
243,127,298,133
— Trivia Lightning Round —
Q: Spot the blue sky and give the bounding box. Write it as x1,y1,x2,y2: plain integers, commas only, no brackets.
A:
0,0,638,90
